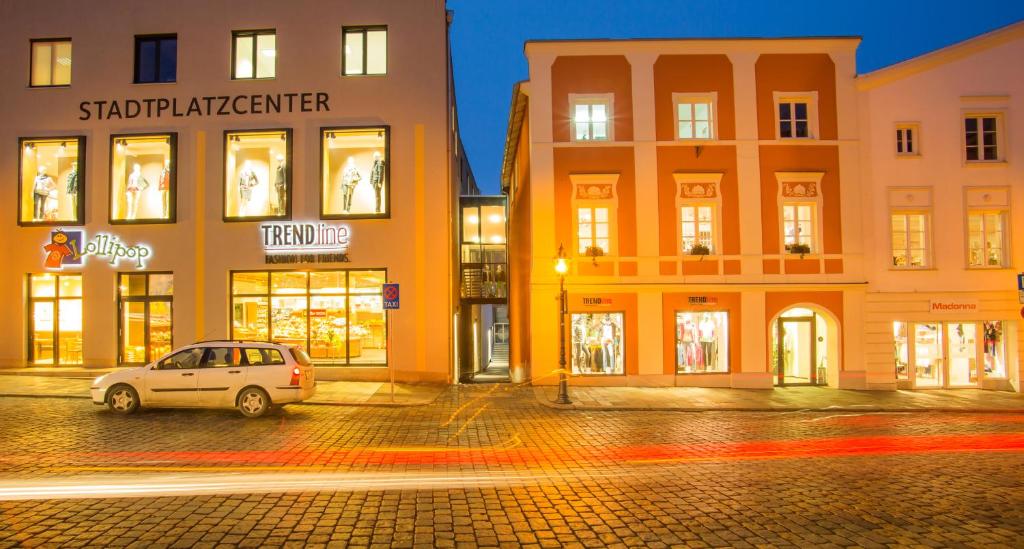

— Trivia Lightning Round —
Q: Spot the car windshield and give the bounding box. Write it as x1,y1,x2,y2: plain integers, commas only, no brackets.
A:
290,347,313,366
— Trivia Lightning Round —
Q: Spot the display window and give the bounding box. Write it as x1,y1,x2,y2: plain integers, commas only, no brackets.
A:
27,273,82,366
110,133,176,223
570,312,624,375
321,127,389,218
231,269,387,365
224,130,292,221
675,311,728,374
19,137,85,226
118,273,173,365
892,320,1007,388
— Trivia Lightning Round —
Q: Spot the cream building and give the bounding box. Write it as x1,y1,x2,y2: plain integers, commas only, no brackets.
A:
0,0,474,383
857,21,1024,391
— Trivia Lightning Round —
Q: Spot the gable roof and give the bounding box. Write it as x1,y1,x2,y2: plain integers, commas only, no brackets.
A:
857,19,1024,90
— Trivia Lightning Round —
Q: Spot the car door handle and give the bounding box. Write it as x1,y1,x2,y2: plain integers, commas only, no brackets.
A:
181,372,194,377
228,370,241,374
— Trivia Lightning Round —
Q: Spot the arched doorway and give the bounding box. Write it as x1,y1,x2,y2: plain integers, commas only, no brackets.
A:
771,306,840,386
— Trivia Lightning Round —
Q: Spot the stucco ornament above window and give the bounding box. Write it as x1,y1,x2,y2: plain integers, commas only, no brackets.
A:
680,182,717,199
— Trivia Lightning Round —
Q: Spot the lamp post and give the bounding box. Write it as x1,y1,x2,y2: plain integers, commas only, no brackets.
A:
554,244,572,404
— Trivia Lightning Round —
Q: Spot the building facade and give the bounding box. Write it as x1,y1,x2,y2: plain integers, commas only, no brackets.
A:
504,28,1024,392
857,22,1024,391
1,0,472,383
503,38,870,389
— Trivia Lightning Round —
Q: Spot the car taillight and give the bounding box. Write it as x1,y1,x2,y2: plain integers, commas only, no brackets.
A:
290,366,301,386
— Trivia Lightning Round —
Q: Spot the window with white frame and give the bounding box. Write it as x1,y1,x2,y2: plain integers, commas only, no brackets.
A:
577,206,610,255
675,95,714,140
775,94,816,139
964,115,1001,162
782,203,815,252
680,205,715,254
571,96,611,141
967,210,1008,267
891,212,929,268
896,124,919,156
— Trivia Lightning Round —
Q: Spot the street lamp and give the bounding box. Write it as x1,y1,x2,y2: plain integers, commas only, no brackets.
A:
554,244,572,404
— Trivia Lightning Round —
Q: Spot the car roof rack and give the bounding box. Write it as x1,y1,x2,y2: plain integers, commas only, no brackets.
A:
188,339,275,345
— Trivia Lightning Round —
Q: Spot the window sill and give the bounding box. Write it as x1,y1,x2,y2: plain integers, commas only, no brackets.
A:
895,154,921,159
676,371,730,375
133,80,178,86
966,265,1011,270
964,160,1007,167
28,84,71,89
340,73,388,78
889,266,934,271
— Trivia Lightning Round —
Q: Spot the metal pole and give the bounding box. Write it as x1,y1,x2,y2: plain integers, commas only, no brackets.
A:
388,308,395,402
556,274,571,404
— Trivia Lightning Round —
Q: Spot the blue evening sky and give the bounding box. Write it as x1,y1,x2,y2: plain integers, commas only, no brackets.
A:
446,0,1024,193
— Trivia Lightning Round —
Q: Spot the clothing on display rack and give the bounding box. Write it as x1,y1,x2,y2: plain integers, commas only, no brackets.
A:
66,162,79,214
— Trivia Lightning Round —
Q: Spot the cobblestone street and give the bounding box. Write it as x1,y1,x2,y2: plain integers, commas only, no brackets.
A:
1,385,1023,547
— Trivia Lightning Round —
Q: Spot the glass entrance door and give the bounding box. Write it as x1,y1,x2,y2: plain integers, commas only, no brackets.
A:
913,323,943,387
777,316,816,386
946,323,979,387
28,274,83,366
118,273,173,365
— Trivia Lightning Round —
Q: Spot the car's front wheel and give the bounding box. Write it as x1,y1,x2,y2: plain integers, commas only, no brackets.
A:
107,384,140,414
237,387,271,418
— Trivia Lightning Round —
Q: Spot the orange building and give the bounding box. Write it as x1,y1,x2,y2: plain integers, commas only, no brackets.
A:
502,38,869,389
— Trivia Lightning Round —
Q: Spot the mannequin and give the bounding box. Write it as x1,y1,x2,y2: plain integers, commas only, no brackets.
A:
158,159,170,218
237,160,259,216
274,154,287,215
125,163,149,220
370,151,385,213
66,161,79,214
680,315,697,371
572,316,590,373
32,166,55,221
600,314,617,373
341,157,361,213
699,314,717,371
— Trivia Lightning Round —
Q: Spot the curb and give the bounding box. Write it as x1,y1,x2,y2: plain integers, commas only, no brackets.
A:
535,399,1024,413
0,392,442,407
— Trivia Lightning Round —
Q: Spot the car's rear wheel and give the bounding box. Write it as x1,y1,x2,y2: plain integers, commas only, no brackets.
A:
107,384,140,414
238,387,270,418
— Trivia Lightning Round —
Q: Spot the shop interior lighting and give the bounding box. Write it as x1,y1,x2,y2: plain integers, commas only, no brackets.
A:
490,235,505,244
261,49,276,57
487,214,502,224
466,215,479,224
24,143,34,153
59,142,67,153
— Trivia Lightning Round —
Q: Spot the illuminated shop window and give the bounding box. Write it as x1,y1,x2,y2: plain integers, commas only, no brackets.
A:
675,96,714,140
110,133,176,223
19,137,85,226
118,273,173,365
224,130,291,220
571,96,611,141
30,39,72,87
134,34,177,84
967,210,1008,267
893,321,1007,387
570,312,624,375
460,203,507,299
675,311,728,374
782,202,815,253
680,205,715,254
964,115,1000,162
890,212,929,268
321,127,389,218
343,26,387,75
896,124,919,156
232,30,276,80
28,273,82,366
231,270,387,366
